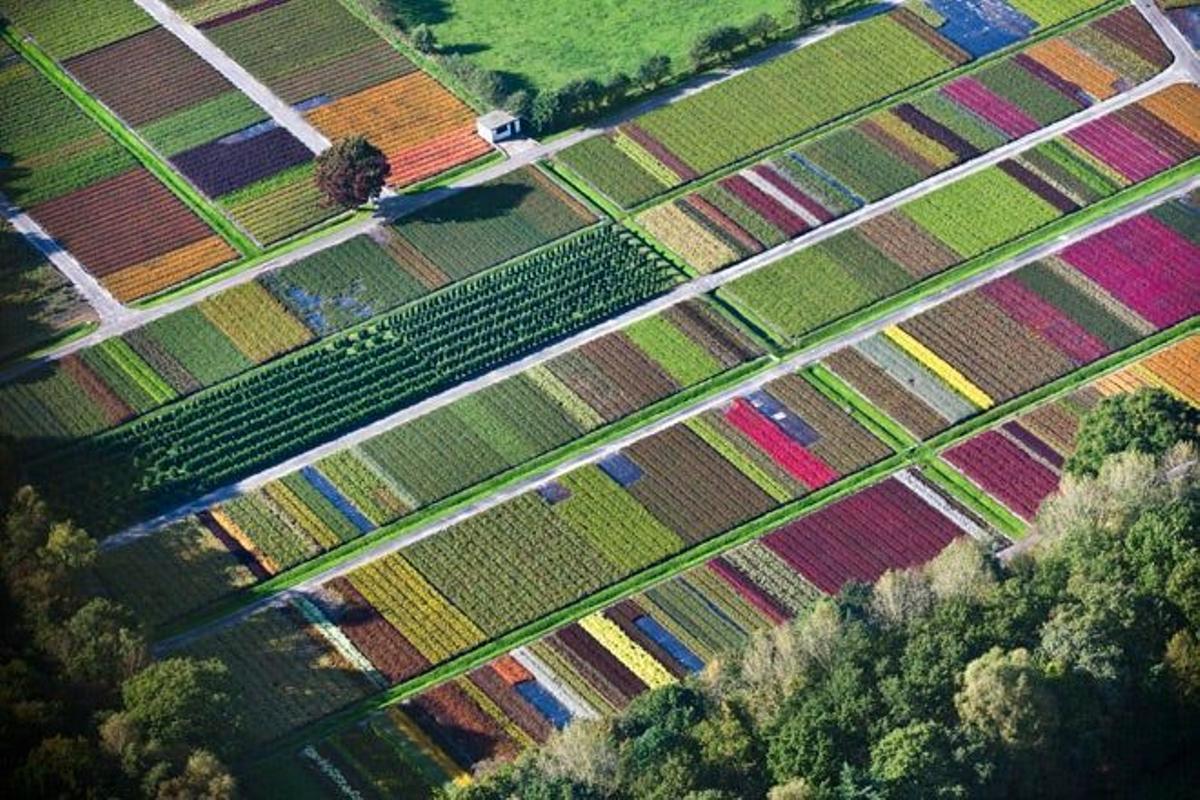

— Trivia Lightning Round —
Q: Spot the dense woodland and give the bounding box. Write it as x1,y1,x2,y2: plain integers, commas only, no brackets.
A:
451,390,1200,799
1,386,1196,799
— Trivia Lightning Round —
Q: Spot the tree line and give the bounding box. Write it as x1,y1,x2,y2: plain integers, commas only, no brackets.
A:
363,1,841,135
452,388,1200,799
0,450,246,799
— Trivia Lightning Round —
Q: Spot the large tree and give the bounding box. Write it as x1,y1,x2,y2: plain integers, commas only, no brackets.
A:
314,136,391,208
1066,388,1200,476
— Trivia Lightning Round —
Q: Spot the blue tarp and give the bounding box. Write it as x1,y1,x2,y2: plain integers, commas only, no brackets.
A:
537,481,572,505
634,615,705,673
515,681,573,729
598,453,644,488
746,390,820,446
926,0,1036,58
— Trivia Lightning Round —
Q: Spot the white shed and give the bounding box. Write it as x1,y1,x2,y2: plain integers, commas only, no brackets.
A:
476,110,522,143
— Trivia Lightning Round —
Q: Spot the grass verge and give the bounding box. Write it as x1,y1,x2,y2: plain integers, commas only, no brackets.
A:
247,316,1196,761
155,168,1195,639
0,26,257,257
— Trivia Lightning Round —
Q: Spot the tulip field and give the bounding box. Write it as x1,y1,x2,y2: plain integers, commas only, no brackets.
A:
24,224,680,535
251,329,1200,797
0,1,1196,796
0,31,238,301
719,82,1199,342
557,0,1115,208
198,0,491,187
824,196,1200,439
941,334,1200,521
0,164,597,449
171,370,894,745
639,7,1173,272
95,298,766,628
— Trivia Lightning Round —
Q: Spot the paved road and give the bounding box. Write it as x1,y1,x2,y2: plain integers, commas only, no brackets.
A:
14,3,1190,383
1136,0,1200,80
154,175,1198,653
10,1,905,377
0,192,128,324
105,61,1196,544
133,0,331,153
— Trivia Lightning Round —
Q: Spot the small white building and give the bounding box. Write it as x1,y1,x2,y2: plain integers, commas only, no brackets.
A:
476,110,522,143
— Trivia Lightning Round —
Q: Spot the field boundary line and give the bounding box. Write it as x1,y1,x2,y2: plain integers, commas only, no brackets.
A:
0,26,257,257
241,317,1197,761
152,175,1197,647
132,0,331,153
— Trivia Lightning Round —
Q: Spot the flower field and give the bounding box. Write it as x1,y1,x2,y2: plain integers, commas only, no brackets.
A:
166,366,896,747
50,10,344,249
256,329,1200,794
201,0,491,187
640,7,1173,272
941,334,1200,521
823,195,1200,440
0,218,98,362
27,225,680,535
268,468,988,795
557,0,1112,208
0,161,596,448
720,83,1200,342
0,35,237,301
95,298,766,628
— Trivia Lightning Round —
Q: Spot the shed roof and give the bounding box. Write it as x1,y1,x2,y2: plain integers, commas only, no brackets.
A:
478,109,517,128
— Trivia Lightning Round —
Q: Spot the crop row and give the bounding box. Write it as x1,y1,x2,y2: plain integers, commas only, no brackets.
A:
558,0,1113,208
641,6,1174,273
0,34,236,298
942,333,1200,521
95,298,764,628
202,0,487,188
30,224,679,535
826,195,1200,443
165,366,895,746
719,82,1199,344
255,330,1200,796
166,188,1200,759
0,164,597,445
254,467,986,796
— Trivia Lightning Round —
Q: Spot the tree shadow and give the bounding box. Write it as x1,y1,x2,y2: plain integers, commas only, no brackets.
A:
404,182,535,225
439,41,490,57
381,0,452,27
491,69,535,98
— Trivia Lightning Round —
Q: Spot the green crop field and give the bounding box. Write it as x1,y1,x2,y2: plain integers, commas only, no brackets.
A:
388,0,793,91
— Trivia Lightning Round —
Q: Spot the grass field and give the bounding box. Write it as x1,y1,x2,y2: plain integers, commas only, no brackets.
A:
388,0,794,91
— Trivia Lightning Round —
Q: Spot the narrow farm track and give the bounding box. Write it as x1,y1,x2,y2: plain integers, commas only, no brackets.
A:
0,0,909,374
5,6,1189,385
99,58,1200,544
151,174,1200,653
0,192,129,324
131,0,331,153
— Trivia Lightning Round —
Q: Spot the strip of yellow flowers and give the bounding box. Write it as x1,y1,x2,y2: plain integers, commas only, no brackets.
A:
580,613,675,689
883,325,995,409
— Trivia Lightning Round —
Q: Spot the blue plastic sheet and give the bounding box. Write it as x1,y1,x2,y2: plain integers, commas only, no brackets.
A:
598,453,644,488
746,390,820,446
634,615,705,673
926,0,1036,58
515,681,572,729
